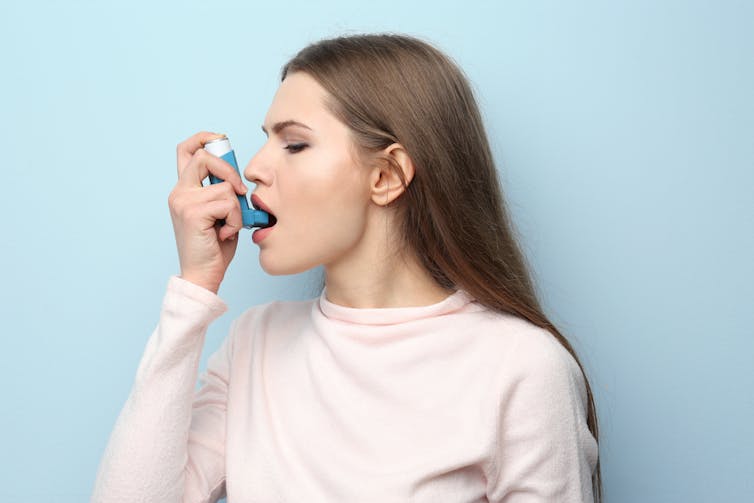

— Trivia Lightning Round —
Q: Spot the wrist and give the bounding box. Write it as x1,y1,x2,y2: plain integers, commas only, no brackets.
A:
178,273,221,294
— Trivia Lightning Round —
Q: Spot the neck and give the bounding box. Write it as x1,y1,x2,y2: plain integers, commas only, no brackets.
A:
325,253,452,309
323,212,453,308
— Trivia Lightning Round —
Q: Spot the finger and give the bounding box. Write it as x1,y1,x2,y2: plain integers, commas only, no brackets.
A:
217,200,244,241
177,149,247,195
176,179,243,205
202,199,244,237
176,131,226,177
169,182,242,226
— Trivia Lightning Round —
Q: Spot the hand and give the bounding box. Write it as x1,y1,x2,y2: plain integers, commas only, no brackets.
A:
169,131,249,294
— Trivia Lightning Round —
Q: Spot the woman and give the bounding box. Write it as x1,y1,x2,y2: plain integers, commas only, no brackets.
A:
93,34,600,502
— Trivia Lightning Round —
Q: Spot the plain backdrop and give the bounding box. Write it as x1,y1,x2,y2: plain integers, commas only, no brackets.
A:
1,1,752,501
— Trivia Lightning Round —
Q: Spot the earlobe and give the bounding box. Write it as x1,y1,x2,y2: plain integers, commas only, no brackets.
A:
370,143,415,206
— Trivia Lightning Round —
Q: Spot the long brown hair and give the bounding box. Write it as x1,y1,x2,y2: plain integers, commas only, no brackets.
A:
282,33,601,500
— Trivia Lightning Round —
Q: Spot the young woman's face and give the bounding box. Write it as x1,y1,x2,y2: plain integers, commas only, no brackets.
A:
244,71,373,275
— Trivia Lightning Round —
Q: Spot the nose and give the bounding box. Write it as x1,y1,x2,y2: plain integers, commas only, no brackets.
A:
244,143,274,186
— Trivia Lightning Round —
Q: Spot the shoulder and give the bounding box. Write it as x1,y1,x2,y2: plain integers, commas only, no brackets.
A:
479,312,599,498
471,308,588,403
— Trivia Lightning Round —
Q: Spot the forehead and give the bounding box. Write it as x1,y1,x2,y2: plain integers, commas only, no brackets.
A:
264,72,330,127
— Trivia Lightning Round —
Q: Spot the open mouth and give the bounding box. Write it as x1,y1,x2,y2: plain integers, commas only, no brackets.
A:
250,194,277,228
262,213,277,228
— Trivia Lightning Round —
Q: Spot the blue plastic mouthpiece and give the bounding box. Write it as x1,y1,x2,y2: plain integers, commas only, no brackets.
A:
204,136,274,229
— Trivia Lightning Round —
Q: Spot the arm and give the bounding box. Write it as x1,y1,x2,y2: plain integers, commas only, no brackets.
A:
91,276,230,503
485,332,599,503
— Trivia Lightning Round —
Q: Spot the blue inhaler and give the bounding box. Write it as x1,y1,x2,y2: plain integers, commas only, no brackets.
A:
203,135,273,228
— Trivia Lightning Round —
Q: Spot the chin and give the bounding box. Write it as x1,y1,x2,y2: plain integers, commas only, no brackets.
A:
258,253,318,276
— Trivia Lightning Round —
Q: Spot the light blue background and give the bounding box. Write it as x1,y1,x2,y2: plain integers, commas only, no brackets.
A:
1,1,752,501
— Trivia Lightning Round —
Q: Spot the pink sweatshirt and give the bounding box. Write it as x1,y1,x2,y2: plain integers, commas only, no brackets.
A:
92,276,598,502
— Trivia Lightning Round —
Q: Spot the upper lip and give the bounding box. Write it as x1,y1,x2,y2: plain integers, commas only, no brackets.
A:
250,193,275,216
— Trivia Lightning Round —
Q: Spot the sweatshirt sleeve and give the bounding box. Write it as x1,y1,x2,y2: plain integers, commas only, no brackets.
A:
91,276,231,503
485,330,599,503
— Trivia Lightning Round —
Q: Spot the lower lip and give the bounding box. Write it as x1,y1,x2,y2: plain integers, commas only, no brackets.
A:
252,225,274,244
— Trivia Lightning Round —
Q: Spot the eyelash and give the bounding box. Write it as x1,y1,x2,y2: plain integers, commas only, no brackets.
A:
284,143,308,154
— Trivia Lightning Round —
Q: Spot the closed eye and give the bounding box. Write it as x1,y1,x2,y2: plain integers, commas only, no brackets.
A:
284,143,308,154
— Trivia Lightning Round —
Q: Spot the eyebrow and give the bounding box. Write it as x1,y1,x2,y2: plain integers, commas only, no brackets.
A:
261,120,313,136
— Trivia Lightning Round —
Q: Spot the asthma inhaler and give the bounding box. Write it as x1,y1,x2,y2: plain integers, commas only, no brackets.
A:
203,135,272,228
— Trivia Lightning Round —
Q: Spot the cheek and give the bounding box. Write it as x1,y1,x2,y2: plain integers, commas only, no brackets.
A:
259,153,370,274
290,148,367,223
295,168,369,246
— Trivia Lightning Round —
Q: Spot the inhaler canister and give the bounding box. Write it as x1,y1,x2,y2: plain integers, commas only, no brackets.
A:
204,135,271,228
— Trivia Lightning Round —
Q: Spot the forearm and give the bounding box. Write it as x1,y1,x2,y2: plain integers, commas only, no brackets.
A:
92,277,227,502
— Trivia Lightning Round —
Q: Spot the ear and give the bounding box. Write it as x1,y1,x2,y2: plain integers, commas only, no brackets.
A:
369,143,415,207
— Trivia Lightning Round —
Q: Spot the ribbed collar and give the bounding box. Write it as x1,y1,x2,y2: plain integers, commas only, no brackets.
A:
318,288,475,326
